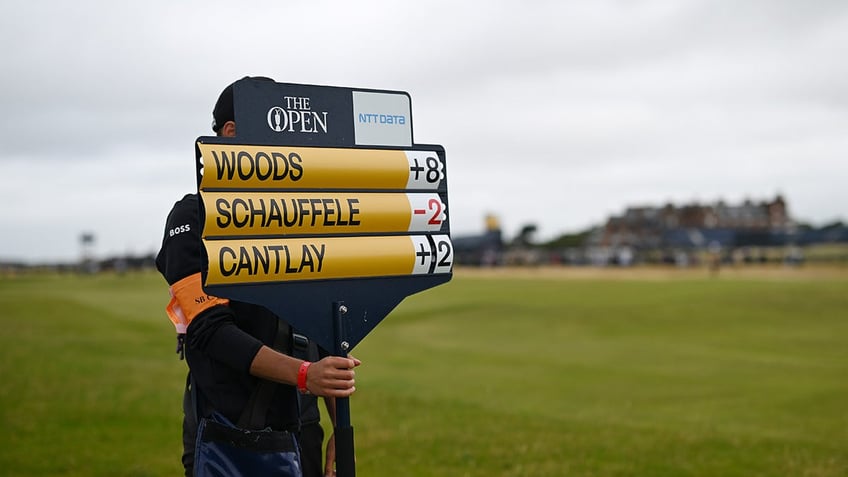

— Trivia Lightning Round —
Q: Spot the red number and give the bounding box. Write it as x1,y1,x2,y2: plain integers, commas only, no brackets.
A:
428,198,443,225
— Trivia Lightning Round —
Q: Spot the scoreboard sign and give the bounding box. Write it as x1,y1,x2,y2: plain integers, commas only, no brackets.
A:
195,78,452,354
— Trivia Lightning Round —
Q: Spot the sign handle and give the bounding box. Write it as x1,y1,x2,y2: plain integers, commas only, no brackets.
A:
333,301,356,477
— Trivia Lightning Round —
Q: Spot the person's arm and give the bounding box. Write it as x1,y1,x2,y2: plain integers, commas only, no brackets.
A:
182,300,361,398
250,346,360,397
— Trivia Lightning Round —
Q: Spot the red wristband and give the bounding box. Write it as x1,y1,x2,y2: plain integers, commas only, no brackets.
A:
297,361,311,394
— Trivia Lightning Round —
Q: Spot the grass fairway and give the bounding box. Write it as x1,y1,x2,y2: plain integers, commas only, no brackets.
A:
1,267,846,476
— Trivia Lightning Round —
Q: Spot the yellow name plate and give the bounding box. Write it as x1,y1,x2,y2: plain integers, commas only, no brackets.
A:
201,192,446,236
205,235,453,284
198,143,444,190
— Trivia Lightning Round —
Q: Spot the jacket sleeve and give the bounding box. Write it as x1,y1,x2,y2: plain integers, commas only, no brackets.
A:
156,194,204,285
156,195,263,373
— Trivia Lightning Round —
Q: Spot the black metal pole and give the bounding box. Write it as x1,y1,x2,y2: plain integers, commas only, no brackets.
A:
333,302,355,477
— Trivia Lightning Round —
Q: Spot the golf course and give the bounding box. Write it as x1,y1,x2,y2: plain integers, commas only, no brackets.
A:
1,265,845,476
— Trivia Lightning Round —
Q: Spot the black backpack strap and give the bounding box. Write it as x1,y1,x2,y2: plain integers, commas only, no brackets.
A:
237,319,292,430
292,332,310,360
183,372,197,476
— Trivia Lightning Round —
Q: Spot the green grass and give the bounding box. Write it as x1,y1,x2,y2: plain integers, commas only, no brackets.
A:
1,269,846,476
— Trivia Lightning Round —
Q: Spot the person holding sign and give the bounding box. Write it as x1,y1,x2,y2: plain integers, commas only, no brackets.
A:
157,77,358,477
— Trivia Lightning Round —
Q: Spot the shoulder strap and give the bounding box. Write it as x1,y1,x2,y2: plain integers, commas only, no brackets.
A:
237,319,291,429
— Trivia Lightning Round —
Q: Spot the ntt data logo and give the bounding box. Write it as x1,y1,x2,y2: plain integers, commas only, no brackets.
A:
352,91,412,147
357,113,407,126
266,96,329,134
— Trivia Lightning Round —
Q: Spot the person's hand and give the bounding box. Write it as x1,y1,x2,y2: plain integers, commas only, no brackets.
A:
306,356,361,397
323,431,336,476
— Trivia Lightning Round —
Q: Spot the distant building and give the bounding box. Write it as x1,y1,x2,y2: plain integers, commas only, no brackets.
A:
452,195,844,268
595,195,793,252
452,214,504,266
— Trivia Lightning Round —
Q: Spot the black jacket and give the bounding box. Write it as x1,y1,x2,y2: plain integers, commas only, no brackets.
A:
156,193,299,430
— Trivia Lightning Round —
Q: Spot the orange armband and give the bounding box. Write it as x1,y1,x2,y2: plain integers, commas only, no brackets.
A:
165,272,229,333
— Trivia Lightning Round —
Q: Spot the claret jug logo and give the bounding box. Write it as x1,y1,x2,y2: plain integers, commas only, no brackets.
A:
267,96,329,134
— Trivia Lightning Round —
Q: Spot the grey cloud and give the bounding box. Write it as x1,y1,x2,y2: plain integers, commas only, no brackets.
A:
1,0,846,261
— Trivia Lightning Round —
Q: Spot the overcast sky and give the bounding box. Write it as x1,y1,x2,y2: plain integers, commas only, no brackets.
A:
2,0,846,263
